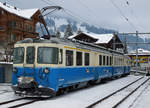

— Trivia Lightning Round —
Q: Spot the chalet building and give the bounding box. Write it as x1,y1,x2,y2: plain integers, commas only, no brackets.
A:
128,49,150,67
0,2,45,61
68,32,124,52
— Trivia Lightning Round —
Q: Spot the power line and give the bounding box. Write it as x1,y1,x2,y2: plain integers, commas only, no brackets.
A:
77,0,104,27
41,0,103,28
40,0,54,5
123,0,144,32
109,0,137,31
57,0,103,27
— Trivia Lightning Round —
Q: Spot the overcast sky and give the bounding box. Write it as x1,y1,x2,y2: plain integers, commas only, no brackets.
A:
1,0,150,34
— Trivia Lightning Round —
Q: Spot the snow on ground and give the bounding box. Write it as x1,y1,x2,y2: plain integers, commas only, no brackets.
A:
95,77,149,108
0,75,150,108
127,79,150,108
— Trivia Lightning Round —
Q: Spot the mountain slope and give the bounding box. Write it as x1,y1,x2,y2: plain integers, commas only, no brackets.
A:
37,16,149,52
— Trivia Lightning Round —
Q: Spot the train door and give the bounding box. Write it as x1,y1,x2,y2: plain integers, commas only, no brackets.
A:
23,46,36,77
93,52,99,80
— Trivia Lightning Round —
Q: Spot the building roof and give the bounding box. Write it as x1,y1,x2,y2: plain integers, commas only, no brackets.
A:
128,48,150,56
68,32,114,44
94,34,114,44
0,2,39,19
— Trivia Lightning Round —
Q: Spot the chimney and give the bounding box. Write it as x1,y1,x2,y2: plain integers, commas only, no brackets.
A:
3,2,6,6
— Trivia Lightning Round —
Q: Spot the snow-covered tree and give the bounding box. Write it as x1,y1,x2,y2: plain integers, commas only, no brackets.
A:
64,24,73,38
77,28,82,34
56,30,61,38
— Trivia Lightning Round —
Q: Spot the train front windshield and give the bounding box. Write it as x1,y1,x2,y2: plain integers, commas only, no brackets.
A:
37,47,58,64
13,47,24,64
13,46,58,64
26,47,35,64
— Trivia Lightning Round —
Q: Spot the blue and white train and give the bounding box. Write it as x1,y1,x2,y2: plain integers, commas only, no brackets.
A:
12,37,131,97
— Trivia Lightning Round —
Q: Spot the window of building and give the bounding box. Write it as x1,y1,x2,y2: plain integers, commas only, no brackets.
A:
13,21,16,27
76,52,82,66
10,33,16,41
30,26,33,32
19,35,22,40
85,53,90,66
1,10,4,15
14,34,16,41
25,25,28,31
66,50,73,66
99,55,102,65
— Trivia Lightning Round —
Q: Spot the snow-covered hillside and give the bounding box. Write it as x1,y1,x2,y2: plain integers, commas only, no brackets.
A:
36,16,150,52
43,16,116,36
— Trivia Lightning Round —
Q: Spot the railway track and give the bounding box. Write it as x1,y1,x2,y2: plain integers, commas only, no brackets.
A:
0,90,13,94
0,97,47,108
86,76,150,108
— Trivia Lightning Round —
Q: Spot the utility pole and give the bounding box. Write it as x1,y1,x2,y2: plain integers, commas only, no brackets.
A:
135,31,138,74
118,32,150,74
113,35,116,50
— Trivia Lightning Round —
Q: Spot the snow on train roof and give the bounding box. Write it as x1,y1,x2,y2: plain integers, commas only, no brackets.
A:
0,2,39,19
68,33,114,44
16,37,124,56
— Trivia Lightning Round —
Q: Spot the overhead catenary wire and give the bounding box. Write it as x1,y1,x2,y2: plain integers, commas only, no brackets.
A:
40,0,54,6
77,0,109,28
56,0,104,28
123,0,144,32
41,0,103,28
109,0,137,31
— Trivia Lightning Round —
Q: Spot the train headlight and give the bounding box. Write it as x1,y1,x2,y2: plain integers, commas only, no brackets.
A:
44,68,50,74
18,77,23,83
18,77,34,83
13,67,18,73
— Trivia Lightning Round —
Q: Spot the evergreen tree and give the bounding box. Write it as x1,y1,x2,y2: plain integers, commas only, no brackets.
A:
56,30,61,38
77,28,82,34
64,24,73,38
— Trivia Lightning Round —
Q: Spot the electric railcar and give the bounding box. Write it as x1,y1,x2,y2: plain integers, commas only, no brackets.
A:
12,37,131,97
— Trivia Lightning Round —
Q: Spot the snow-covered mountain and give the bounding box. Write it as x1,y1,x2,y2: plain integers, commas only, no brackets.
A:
37,16,150,52
43,16,117,36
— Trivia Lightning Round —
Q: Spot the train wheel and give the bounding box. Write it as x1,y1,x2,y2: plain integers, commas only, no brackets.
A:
56,89,64,96
95,79,101,84
64,88,69,94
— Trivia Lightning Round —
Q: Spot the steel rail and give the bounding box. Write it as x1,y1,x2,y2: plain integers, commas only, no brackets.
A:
0,97,27,105
86,77,144,108
8,99,39,108
112,77,150,108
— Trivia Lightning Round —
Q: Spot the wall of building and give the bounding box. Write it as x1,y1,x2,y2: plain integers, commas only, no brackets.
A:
0,63,12,83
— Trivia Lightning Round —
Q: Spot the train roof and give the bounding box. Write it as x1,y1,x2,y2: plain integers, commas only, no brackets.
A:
16,37,124,56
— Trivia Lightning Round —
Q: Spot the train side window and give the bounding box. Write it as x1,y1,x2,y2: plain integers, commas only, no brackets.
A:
110,56,112,65
107,56,109,65
59,49,63,64
103,56,105,65
85,53,90,66
66,50,73,66
114,57,116,65
76,52,82,66
99,55,102,65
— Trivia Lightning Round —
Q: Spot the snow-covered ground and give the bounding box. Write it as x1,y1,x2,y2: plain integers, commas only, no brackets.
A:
0,75,150,108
